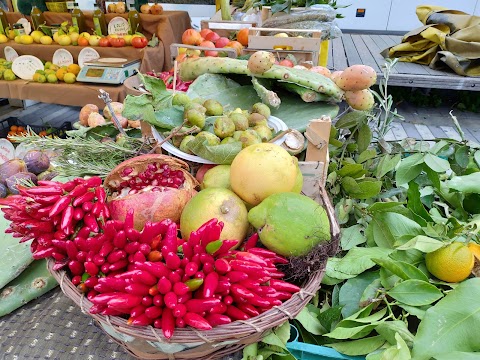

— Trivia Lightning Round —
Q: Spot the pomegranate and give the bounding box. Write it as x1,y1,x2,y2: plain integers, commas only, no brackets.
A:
104,154,199,230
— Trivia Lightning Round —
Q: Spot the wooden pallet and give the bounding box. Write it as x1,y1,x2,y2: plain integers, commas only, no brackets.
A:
327,33,480,91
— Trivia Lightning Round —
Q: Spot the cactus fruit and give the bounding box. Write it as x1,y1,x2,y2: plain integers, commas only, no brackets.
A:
345,89,375,111
248,51,276,75
334,65,377,91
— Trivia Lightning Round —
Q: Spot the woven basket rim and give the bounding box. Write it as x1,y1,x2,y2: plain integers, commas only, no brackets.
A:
47,185,340,355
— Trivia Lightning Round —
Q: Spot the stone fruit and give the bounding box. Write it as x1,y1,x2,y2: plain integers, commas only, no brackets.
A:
345,89,375,111
182,29,202,46
230,143,297,205
185,109,206,129
195,164,216,183
251,102,271,119
279,59,294,67
179,135,196,154
201,165,231,190
213,117,235,139
203,99,223,116
23,150,50,175
196,131,221,146
248,51,276,75
253,124,273,142
88,112,107,127
103,102,124,120
229,112,249,131
239,129,262,149
150,3,163,15
180,187,248,243
6,172,37,195
248,113,268,127
111,114,128,128
248,192,331,257
105,154,199,230
79,104,99,126
172,93,191,106
0,159,27,185
200,29,213,38
335,65,377,91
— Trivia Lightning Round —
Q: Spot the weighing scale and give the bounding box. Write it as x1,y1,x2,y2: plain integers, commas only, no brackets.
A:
76,58,141,85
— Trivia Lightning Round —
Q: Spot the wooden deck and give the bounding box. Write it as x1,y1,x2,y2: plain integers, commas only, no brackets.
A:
327,34,480,91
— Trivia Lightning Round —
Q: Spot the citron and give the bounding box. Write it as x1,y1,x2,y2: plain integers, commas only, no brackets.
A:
58,34,72,46
53,31,60,43
67,64,80,75
0,34,8,44
7,30,15,40
468,242,480,261
14,35,22,44
36,74,46,83
40,35,53,45
46,73,58,83
3,69,16,81
55,68,68,81
31,30,43,43
63,72,76,84
44,61,52,69
425,242,474,283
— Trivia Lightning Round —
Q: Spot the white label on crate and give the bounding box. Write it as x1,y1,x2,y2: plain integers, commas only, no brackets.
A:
0,139,16,164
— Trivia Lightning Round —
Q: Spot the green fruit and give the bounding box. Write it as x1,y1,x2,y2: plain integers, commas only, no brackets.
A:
179,135,196,154
291,165,303,193
248,113,268,127
172,93,191,106
233,131,243,141
229,112,249,131
251,102,271,119
221,137,237,144
203,99,224,116
184,102,206,114
196,131,221,146
3,69,16,81
201,165,231,190
213,117,235,139
248,192,331,257
253,124,273,142
239,129,262,148
185,109,206,129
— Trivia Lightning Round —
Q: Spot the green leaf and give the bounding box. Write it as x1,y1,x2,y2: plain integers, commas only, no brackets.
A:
375,154,401,179
396,153,425,185
380,333,412,359
407,181,433,225
379,267,401,290
341,225,366,250
337,164,367,179
375,320,415,346
454,146,470,169
294,307,326,335
448,173,480,193
474,150,480,167
367,202,406,213
339,271,380,317
366,212,423,249
424,153,451,173
274,321,291,345
186,73,241,99
434,352,480,360
261,332,288,350
360,278,382,306
396,303,429,320
412,278,480,359
153,106,184,130
387,279,443,306
335,111,367,129
396,236,445,253
122,94,157,124
318,306,343,332
424,164,441,189
430,140,450,154
187,137,242,164
342,177,382,199
326,247,393,280
357,123,372,154
372,258,428,282
358,149,377,163
325,321,380,340
137,73,170,101
328,336,386,356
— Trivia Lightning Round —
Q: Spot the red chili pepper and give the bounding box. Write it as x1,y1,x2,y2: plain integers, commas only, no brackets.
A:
175,316,186,328
131,269,158,286
84,261,99,276
98,277,126,291
83,213,99,233
85,176,102,188
202,272,219,298
162,223,178,256
230,260,263,274
235,252,269,267
94,283,113,293
90,292,123,305
147,250,162,262
182,243,193,260
72,191,95,207
132,251,146,263
68,260,84,275
225,271,249,283
243,233,259,251
107,294,142,311
215,280,230,294
139,221,156,244
226,305,250,320
129,314,153,326
209,302,227,314
98,241,114,257
162,308,175,339
91,202,104,217
95,186,107,203
213,259,231,274
126,228,141,242
145,306,163,319
124,208,135,231
168,271,182,284
231,284,254,299
89,304,106,314
205,313,231,327
249,294,272,308
109,259,129,272
185,298,221,313
184,312,212,330
125,241,140,254
82,201,94,212
107,249,127,264
238,303,261,317
142,296,153,307
157,277,172,294
187,230,201,247
72,207,84,221
125,283,150,296
26,186,63,196
173,282,189,296
68,184,87,199
164,292,178,309
153,294,164,307
32,247,54,259
134,261,170,279
130,304,147,318
165,252,181,270
270,279,300,293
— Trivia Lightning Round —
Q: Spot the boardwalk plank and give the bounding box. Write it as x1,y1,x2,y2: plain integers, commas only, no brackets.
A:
384,128,396,141
360,35,398,74
402,122,422,139
428,126,448,139
341,34,362,67
440,126,462,141
350,35,381,72
391,122,408,140
414,124,435,140
330,37,348,71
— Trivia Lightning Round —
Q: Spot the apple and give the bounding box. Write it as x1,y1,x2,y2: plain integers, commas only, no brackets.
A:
88,35,101,46
215,37,230,48
205,31,220,43
80,32,90,39
279,59,294,67
69,32,80,45
200,28,212,39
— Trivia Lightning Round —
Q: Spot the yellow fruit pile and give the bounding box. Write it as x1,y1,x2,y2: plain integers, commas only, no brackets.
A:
0,58,16,81
32,62,81,84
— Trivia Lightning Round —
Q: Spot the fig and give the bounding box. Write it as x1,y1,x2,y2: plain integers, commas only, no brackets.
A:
23,150,50,175
213,117,235,139
251,103,271,119
203,99,224,116
0,159,27,185
184,102,206,114
196,131,221,146
0,183,6,198
239,129,262,148
253,124,273,142
185,109,206,129
229,112,249,131
248,113,268,127
221,137,237,144
6,172,38,194
233,131,243,141
172,93,191,106
37,169,58,181
179,135,196,154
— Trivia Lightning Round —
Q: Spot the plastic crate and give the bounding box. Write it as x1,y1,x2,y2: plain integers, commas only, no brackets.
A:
0,117,72,140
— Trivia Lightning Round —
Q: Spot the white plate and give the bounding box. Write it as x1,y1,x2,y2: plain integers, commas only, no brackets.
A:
97,57,127,63
78,47,100,68
153,116,289,164
107,17,130,36
4,46,19,62
11,55,44,80
16,18,31,35
52,49,74,67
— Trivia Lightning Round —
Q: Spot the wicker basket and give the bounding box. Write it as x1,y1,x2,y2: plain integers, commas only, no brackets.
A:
46,2,68,12
48,186,339,360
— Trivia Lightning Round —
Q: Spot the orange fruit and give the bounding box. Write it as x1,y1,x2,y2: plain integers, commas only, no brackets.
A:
16,126,25,133
10,125,18,132
425,242,474,283
237,28,249,47
67,64,81,76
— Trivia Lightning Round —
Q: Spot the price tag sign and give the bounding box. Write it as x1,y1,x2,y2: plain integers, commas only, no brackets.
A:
4,46,19,62
53,49,74,67
108,17,130,36
0,139,16,164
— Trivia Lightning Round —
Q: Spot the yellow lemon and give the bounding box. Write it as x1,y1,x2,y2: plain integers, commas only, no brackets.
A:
56,68,68,81
0,34,8,44
67,64,80,76
63,72,76,84
58,34,72,46
425,242,474,283
46,73,58,83
14,35,22,44
49,64,60,72
69,32,80,45
20,35,34,45
40,35,53,45
44,61,52,70
123,34,133,45
7,30,15,40
31,30,44,43
53,31,60,43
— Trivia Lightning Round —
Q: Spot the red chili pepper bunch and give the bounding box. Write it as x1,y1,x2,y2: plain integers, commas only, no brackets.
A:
0,177,108,268
78,217,300,339
145,70,192,92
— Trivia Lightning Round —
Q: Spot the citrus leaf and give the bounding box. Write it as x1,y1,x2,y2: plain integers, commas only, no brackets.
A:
367,202,405,213
448,173,480,193
294,306,326,335
341,225,366,250
424,153,451,173
337,164,367,178
434,352,480,360
317,305,343,332
380,333,412,359
396,303,429,320
357,123,372,154
324,321,381,340
328,335,385,356
375,153,401,178
372,258,428,282
412,278,480,359
335,111,367,129
474,150,480,167
407,181,433,224
387,279,443,306
454,146,469,169
358,149,377,163
375,320,415,346
396,236,445,253
395,153,425,185
339,271,380,317
187,137,242,164
366,212,423,249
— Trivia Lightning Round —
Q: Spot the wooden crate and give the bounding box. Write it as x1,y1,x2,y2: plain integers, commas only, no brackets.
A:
170,43,237,63
200,19,258,39
244,27,322,65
